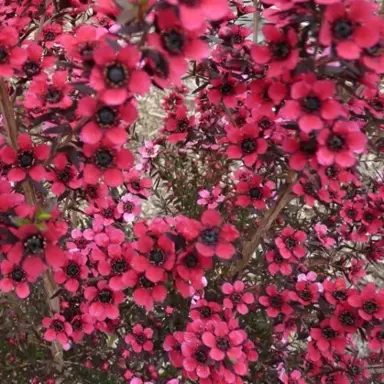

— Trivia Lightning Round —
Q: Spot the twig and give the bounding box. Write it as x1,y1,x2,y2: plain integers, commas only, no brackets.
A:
0,79,64,371
230,170,297,277
253,0,260,44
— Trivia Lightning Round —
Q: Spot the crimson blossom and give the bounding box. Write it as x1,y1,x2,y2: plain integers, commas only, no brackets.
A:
0,0,383,383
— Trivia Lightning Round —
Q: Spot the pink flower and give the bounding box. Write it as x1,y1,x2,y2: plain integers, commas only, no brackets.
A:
197,186,225,209
116,194,141,223
314,224,336,249
0,257,45,299
368,326,384,352
90,43,150,105
317,120,367,168
164,332,184,368
54,252,89,293
310,319,346,356
42,314,73,346
84,280,124,321
221,281,255,315
275,227,307,260
125,324,154,353
266,250,293,276
132,274,167,311
259,285,293,318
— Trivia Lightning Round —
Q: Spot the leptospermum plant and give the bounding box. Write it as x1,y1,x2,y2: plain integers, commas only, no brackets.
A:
0,0,383,383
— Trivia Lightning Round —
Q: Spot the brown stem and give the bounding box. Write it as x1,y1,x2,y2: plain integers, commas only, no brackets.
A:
0,79,64,370
230,170,297,277
253,0,260,44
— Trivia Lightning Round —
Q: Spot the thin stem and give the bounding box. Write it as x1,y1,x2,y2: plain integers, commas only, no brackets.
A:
253,0,260,44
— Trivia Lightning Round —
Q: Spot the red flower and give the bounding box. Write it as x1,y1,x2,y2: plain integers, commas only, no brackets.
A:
164,332,184,368
70,314,95,342
310,319,346,356
251,25,299,78
279,76,343,133
207,76,246,108
0,257,45,299
131,226,175,283
125,324,154,353
368,326,384,352
21,41,54,79
317,120,367,167
42,314,72,346
90,43,150,105
77,96,137,145
330,304,363,334
0,26,27,77
84,280,124,321
83,141,134,187
189,299,222,323
47,153,82,196
166,0,229,31
202,320,246,361
194,210,239,260
221,281,255,315
225,124,268,167
319,0,380,60
235,175,273,209
266,250,293,276
259,285,293,318
289,281,320,306
1,134,49,182
40,23,62,48
275,227,307,260
247,79,287,111
124,169,152,197
8,222,67,268
163,105,195,143
132,274,167,311
24,71,73,110
292,177,319,207
347,283,384,321
323,278,350,305
54,251,89,293
181,340,212,380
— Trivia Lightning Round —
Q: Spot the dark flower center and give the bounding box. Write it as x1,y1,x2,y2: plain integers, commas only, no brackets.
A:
378,331,384,340
350,366,360,376
79,43,95,59
302,96,321,112
162,29,185,54
258,117,272,129
333,290,346,301
96,107,117,126
177,119,189,132
200,228,219,245
57,167,72,183
322,327,336,340
44,31,56,41
24,235,45,254
271,42,290,59
232,34,244,44
200,306,212,318
135,334,147,344
131,181,141,191
300,138,318,155
217,337,230,351
241,138,257,154
98,289,113,303
184,253,198,268
149,249,165,265
274,254,284,263
105,63,128,87
94,149,114,168
45,87,63,103
236,117,246,127
347,208,357,218
284,237,297,250
327,135,345,151
270,295,282,308
102,208,114,219
339,311,356,326
250,187,262,200
112,260,127,274
23,61,40,76
51,320,64,332
325,165,339,178
220,83,234,95
18,151,35,168
0,47,8,63
303,182,317,196
11,268,25,282
371,98,384,111
72,319,82,330
363,212,374,222
298,289,312,301
232,293,242,303
124,202,134,213
194,349,208,363
140,275,155,288
66,262,80,277
332,19,354,40
363,300,378,314
75,238,88,250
